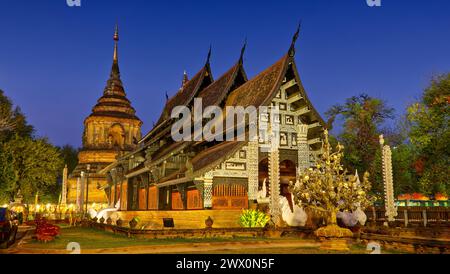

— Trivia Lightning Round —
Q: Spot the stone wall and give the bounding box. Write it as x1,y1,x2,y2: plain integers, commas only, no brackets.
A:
106,210,243,229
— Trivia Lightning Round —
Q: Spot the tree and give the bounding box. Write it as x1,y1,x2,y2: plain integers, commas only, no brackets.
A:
0,147,15,204
0,135,64,204
0,91,65,204
379,116,420,196
0,90,34,142
289,130,374,226
407,73,450,195
391,144,419,195
326,94,394,194
58,144,79,173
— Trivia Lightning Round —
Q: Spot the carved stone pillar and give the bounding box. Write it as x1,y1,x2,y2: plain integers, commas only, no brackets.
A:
61,165,68,205
77,173,85,212
296,124,309,176
268,134,281,226
247,139,259,200
380,135,397,223
203,172,214,209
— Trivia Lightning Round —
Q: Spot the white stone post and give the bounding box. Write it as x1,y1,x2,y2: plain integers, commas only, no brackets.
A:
296,124,309,176
380,135,397,223
76,173,85,213
247,137,259,200
203,172,213,209
62,165,68,205
268,119,281,226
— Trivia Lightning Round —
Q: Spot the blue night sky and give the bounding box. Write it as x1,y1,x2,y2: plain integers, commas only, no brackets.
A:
0,0,449,147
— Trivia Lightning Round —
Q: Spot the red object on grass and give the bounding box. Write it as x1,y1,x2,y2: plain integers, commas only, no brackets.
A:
34,218,60,242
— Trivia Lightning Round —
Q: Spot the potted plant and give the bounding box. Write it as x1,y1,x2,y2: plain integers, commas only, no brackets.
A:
205,216,214,229
106,217,112,225
129,217,140,229
116,218,123,227
238,209,270,228
99,217,105,224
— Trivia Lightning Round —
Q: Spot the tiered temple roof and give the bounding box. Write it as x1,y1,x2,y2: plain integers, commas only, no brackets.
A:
102,26,326,189
144,52,215,143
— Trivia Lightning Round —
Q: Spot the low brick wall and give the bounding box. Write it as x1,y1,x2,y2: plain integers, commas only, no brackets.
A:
105,210,244,229
87,221,315,240
360,233,450,254
362,226,450,240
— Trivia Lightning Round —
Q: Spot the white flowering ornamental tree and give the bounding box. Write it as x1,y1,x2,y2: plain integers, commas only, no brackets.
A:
289,129,374,232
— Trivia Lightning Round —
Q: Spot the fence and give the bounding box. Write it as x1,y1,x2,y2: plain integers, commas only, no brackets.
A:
365,206,449,227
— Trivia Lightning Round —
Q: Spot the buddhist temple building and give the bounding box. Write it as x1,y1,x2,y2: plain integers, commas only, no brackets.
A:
98,25,326,228
67,26,142,206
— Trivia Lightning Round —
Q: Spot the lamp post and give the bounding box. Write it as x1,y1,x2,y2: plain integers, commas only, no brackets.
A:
84,164,91,218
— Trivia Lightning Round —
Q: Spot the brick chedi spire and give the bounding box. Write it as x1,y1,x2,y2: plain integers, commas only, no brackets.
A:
68,25,142,205
104,24,123,96
111,24,120,80
89,24,140,121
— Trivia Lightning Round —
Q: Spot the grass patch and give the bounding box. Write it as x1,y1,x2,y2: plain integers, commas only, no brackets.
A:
21,227,412,254
23,227,293,250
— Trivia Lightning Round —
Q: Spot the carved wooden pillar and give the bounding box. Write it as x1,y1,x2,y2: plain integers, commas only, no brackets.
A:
113,173,118,207
247,138,259,200
162,160,167,178
296,124,309,176
203,172,214,209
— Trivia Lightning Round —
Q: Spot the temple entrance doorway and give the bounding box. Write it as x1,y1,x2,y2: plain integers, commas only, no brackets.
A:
211,178,248,210
127,177,139,211
280,160,296,211
258,158,269,197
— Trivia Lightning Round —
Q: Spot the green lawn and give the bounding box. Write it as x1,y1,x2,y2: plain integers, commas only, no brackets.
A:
186,244,409,254
23,227,291,250
20,227,409,254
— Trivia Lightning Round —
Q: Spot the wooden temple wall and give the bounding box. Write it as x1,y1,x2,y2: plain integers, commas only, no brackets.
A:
120,181,128,210
187,189,203,209
106,209,243,229
171,192,184,210
139,187,146,210
115,184,121,206
212,184,248,210
147,186,158,210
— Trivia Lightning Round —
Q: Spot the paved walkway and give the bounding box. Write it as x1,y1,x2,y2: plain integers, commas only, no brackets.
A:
3,239,321,254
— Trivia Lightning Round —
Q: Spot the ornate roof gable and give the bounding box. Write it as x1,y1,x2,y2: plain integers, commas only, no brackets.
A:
141,61,214,143
196,61,247,111
226,54,290,108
